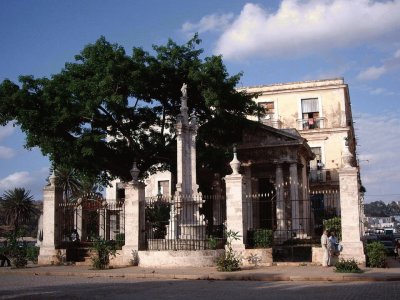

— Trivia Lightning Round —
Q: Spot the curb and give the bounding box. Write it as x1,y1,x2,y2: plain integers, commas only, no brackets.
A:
2,268,400,282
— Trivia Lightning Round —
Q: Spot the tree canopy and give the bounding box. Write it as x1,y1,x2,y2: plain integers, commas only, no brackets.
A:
364,200,400,217
0,188,37,231
0,35,260,186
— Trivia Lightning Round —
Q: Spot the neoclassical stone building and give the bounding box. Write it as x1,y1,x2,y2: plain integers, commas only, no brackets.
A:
131,78,358,198
242,77,357,193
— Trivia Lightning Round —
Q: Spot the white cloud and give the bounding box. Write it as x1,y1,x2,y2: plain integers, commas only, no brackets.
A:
356,112,400,202
357,48,400,81
0,168,49,199
0,123,16,141
213,1,400,60
0,146,16,159
181,13,234,36
0,171,33,190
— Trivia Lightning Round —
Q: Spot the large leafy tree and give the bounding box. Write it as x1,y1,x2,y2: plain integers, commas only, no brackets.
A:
0,35,260,186
0,188,37,231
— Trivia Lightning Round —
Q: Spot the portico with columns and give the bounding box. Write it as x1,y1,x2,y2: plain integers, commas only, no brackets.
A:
235,124,315,243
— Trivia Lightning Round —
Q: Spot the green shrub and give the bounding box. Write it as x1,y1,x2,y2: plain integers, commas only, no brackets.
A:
208,235,217,250
216,230,241,272
115,233,125,249
5,230,28,268
26,245,39,264
366,241,386,268
335,258,363,273
90,237,117,269
323,217,342,241
253,229,273,248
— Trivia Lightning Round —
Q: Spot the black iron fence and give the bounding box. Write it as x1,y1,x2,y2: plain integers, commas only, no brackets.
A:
243,189,341,261
144,194,226,250
57,200,125,250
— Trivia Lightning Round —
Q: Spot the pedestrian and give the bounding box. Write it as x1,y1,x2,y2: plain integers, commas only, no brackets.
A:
0,241,11,267
329,231,339,256
394,240,400,260
321,229,331,267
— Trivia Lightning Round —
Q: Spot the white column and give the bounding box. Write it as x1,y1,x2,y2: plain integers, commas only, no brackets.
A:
121,181,145,265
275,164,286,236
190,117,199,194
244,166,253,230
290,162,300,233
175,124,183,194
38,175,63,265
212,173,223,225
225,173,246,250
339,167,366,265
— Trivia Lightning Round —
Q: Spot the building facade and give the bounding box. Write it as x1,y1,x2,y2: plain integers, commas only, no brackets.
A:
241,78,357,192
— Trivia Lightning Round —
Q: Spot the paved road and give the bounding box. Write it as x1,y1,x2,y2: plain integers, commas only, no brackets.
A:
1,274,400,300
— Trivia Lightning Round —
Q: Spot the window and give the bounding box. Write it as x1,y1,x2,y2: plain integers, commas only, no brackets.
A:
310,147,322,170
158,180,169,196
310,147,324,182
301,98,319,129
259,101,275,121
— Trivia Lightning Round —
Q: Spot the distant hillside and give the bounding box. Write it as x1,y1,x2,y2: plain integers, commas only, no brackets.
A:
364,200,400,217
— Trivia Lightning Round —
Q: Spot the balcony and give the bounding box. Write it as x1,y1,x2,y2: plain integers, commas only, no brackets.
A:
309,169,338,184
260,118,283,129
297,117,326,131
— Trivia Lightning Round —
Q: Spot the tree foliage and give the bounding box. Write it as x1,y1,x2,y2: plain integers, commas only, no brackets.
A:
0,188,37,231
364,201,400,217
0,35,260,186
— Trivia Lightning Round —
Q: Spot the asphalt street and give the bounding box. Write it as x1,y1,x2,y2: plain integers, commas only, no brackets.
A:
1,274,400,300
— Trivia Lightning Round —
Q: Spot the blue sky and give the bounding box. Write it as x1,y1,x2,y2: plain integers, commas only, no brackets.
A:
1,0,400,203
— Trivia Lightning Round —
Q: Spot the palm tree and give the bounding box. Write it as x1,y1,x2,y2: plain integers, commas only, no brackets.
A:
0,188,37,231
53,166,83,202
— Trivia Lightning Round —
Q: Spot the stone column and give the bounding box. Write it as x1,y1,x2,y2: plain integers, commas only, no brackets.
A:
275,163,286,241
212,173,223,225
225,151,246,250
289,162,301,233
175,118,184,194
339,166,366,265
38,173,63,265
75,206,83,240
190,116,199,194
244,166,253,230
121,180,145,265
300,160,311,235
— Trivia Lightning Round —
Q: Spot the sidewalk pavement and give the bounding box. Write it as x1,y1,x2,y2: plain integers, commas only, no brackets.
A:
1,258,399,282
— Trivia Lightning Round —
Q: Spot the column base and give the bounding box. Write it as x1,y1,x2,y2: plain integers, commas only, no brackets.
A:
38,247,64,265
121,245,139,266
339,242,366,266
179,224,206,240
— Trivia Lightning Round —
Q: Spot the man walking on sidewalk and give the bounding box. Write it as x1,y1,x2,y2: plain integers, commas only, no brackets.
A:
321,229,331,267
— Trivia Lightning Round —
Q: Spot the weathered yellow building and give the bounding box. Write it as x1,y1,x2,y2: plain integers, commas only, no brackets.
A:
241,78,357,192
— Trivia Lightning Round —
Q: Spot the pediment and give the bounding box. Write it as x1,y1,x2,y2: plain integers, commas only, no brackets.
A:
240,124,303,149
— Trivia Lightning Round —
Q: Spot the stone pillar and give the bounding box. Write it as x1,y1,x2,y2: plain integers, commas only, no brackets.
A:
225,151,246,250
243,166,253,230
121,181,145,265
190,116,199,194
289,162,301,233
38,173,63,265
212,173,223,225
300,160,311,235
75,207,83,240
339,166,366,265
275,163,286,241
175,120,184,194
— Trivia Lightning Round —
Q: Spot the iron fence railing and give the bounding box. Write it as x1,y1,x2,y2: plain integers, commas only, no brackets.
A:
144,194,226,250
56,200,125,248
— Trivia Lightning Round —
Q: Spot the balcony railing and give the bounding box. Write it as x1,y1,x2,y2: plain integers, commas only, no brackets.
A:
297,117,326,130
260,117,283,129
309,169,338,184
